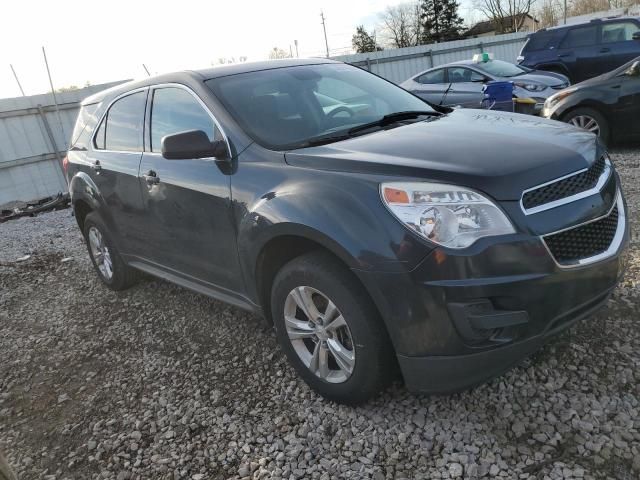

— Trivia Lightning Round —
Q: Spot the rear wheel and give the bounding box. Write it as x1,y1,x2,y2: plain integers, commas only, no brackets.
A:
562,107,610,145
83,212,139,291
271,252,394,404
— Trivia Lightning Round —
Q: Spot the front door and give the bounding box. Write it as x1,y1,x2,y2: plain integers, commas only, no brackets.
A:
137,85,244,294
600,21,640,73
444,67,485,108
86,89,147,256
613,73,640,138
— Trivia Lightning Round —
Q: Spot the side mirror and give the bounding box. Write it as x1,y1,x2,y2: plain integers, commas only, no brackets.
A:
625,60,640,77
633,31,640,40
161,130,228,160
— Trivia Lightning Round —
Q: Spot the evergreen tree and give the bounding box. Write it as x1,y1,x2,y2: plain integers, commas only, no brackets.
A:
419,0,464,44
352,25,383,53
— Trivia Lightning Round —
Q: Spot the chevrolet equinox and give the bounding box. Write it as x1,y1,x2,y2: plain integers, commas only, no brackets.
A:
66,59,629,404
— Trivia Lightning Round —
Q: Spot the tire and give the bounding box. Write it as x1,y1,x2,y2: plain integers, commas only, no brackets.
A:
562,107,610,145
83,212,139,291
270,251,395,404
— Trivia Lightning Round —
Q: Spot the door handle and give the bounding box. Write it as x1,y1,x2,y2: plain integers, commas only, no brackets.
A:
91,160,102,172
557,53,571,58
143,170,160,185
599,47,611,53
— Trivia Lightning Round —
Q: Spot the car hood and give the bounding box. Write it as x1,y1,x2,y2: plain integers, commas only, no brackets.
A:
285,109,600,201
512,71,569,87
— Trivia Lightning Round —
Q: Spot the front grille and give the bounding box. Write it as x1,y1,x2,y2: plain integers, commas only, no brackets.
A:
522,156,607,210
544,204,619,265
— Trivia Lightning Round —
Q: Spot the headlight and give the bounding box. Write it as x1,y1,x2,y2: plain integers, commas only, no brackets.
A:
545,87,578,109
381,182,515,248
514,81,546,92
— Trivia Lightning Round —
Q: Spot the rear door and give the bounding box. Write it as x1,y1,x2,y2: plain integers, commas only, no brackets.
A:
557,24,601,82
410,68,448,104
444,67,487,107
87,89,147,255
137,85,243,293
600,21,640,72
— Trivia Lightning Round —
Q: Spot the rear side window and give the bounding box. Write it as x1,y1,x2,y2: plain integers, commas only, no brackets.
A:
601,22,640,43
70,104,99,150
561,25,598,48
150,87,219,153
416,69,445,84
523,31,555,52
94,91,146,152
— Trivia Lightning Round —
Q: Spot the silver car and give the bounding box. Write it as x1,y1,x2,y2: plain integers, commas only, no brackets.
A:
400,59,570,113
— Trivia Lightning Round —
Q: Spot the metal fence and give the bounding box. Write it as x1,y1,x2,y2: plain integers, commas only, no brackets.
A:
0,81,126,206
333,32,529,84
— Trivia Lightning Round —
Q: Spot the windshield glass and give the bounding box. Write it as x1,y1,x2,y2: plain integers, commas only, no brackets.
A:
206,63,434,150
473,60,528,78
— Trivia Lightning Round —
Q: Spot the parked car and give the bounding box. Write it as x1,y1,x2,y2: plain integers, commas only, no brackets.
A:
518,16,640,83
400,58,569,113
543,57,640,144
66,59,628,404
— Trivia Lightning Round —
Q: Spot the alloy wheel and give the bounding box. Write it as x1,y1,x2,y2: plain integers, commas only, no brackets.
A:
568,115,600,136
283,286,355,383
88,226,113,280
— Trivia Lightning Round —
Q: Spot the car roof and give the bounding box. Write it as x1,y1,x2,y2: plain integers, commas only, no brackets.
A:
82,58,339,106
540,15,639,32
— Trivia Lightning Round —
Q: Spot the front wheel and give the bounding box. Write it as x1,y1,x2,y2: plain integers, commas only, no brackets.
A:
271,252,395,405
562,107,610,145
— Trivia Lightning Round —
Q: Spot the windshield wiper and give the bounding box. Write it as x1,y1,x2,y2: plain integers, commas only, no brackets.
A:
348,110,441,135
295,110,441,149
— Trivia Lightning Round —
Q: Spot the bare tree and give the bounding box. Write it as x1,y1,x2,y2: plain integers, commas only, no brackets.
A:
269,47,291,60
379,3,421,48
536,0,561,27
474,0,537,33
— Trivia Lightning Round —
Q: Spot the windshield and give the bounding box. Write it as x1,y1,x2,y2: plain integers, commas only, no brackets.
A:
473,60,528,78
206,63,434,150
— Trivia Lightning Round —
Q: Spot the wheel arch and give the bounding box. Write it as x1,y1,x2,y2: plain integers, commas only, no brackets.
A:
251,226,364,325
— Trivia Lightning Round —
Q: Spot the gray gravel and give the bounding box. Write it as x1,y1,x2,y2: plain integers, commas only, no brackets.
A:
1,147,639,480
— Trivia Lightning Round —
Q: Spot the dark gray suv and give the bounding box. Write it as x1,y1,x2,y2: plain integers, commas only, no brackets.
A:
66,59,628,404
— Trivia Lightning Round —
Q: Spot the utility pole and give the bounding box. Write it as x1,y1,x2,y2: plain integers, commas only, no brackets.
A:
564,0,567,24
320,11,330,58
294,39,299,58
290,45,294,58
42,46,67,148
10,64,26,96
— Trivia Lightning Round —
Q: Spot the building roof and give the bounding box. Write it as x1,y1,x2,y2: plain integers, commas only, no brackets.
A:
466,14,538,37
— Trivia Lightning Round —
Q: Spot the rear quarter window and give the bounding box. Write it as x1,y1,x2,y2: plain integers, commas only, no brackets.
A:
522,31,556,52
70,103,99,150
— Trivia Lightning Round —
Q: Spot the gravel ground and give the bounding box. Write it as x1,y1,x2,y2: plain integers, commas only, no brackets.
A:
1,148,639,480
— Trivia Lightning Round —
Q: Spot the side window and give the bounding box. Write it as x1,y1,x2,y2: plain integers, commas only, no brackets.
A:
601,22,640,43
561,26,598,48
447,67,485,83
150,87,218,153
94,91,146,152
416,69,445,84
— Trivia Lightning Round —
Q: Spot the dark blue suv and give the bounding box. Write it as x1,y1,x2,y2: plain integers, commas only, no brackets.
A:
518,17,640,83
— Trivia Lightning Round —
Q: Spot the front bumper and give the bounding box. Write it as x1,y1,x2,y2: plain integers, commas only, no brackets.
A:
355,187,629,394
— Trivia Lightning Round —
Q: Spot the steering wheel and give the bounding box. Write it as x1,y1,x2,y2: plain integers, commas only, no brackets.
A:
326,106,355,119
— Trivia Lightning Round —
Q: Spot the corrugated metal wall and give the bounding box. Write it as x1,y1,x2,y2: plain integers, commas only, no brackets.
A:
0,81,126,206
333,32,529,84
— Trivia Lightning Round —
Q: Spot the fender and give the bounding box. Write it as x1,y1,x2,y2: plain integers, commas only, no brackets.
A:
535,62,571,78
232,161,434,303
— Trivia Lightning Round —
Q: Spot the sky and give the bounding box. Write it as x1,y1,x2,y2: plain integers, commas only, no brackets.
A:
0,0,476,100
